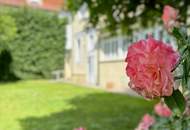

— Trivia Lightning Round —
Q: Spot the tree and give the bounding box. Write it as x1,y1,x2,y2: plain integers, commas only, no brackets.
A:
0,14,17,81
66,0,190,33
0,15,17,43
8,8,66,79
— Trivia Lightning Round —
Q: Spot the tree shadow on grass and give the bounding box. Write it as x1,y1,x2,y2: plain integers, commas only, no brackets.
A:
19,92,156,130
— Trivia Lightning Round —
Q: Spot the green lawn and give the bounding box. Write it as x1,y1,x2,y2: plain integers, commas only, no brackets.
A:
0,80,156,130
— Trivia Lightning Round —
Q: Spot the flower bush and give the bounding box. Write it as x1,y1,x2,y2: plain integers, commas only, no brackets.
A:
126,5,190,130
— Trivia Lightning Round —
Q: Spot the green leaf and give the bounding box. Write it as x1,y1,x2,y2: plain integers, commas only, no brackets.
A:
172,27,183,40
183,60,188,87
178,45,188,55
164,89,186,113
172,27,188,47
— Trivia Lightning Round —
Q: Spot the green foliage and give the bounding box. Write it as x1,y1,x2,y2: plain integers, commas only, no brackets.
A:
172,27,190,90
0,12,17,81
0,7,66,79
65,0,83,13
151,116,190,130
164,90,186,113
0,15,17,43
66,0,190,33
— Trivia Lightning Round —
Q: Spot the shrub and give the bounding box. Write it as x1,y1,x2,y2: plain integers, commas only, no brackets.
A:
0,7,66,79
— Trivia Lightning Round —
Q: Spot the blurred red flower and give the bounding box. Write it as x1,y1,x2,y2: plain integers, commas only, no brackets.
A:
135,114,155,130
154,102,172,117
162,5,179,31
74,127,86,130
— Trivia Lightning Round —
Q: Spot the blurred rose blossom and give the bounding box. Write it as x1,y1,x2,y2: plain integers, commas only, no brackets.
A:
135,114,155,130
162,5,179,31
154,102,172,117
73,127,86,130
125,37,179,99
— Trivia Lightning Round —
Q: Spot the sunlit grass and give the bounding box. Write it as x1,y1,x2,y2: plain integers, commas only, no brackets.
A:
0,80,155,130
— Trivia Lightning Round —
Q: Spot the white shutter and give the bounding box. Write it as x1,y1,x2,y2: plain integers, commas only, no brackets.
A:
65,24,73,50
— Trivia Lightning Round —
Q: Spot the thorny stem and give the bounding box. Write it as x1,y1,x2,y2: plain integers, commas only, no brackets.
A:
171,45,189,72
174,75,183,80
174,75,190,80
171,56,183,72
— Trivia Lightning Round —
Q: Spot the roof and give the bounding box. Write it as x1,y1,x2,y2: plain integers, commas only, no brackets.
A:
0,0,64,11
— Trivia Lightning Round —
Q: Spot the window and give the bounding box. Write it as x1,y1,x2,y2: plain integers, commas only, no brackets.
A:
65,24,72,50
122,38,129,53
133,34,138,42
100,26,177,61
27,0,42,5
158,29,163,40
75,38,81,64
87,29,97,52
100,36,127,61
114,40,119,56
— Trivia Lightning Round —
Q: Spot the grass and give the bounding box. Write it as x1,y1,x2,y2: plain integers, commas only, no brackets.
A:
0,80,156,130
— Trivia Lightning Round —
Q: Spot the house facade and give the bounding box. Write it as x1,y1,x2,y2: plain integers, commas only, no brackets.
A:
64,4,98,85
64,5,176,92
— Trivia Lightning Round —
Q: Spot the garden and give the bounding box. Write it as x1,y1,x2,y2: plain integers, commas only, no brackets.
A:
0,0,190,130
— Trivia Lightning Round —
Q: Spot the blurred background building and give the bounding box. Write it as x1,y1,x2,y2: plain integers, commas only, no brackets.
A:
64,3,176,92
0,0,64,11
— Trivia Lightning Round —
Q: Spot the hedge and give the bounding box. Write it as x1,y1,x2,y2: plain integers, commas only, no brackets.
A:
0,7,66,80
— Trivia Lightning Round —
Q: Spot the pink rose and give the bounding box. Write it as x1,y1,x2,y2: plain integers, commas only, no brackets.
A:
162,5,178,31
154,102,172,117
125,37,179,99
135,114,155,130
73,127,86,130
